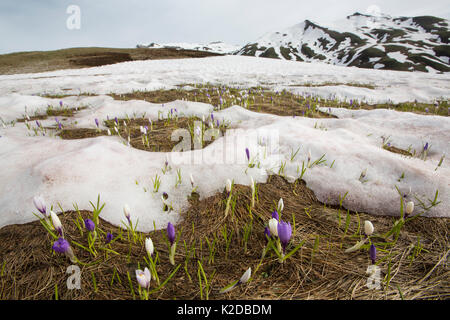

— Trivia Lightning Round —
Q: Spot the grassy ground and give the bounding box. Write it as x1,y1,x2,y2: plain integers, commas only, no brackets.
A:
42,84,449,118
0,175,448,300
57,116,224,152
0,47,221,75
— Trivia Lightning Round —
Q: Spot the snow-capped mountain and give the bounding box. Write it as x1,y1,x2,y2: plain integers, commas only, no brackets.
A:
137,41,240,55
235,13,450,72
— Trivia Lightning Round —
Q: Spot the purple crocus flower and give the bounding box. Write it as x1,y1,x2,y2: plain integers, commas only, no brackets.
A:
271,210,279,220
84,218,95,232
370,244,377,264
36,120,40,128
58,122,62,130
95,118,99,127
59,101,63,107
52,237,70,254
425,108,429,113
167,222,175,245
114,117,118,125
424,142,429,151
105,232,113,244
216,119,220,127
277,221,292,253
245,148,250,161
264,227,271,243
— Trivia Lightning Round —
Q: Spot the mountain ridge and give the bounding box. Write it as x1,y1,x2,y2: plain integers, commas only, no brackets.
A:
235,13,450,72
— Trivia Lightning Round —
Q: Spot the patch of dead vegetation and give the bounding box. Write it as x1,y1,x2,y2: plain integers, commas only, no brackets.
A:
56,117,223,152
383,145,413,157
17,106,87,123
110,88,335,119
0,175,448,300
0,47,221,75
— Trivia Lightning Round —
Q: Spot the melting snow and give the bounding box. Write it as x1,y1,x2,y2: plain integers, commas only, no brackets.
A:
0,56,449,231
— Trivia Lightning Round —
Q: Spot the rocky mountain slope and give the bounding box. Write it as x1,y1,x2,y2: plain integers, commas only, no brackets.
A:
235,13,450,72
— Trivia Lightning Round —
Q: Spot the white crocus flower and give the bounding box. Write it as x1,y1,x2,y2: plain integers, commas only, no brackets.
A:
220,267,252,293
364,220,374,236
277,198,284,212
239,267,251,283
190,173,195,187
33,195,47,216
145,237,154,257
226,179,232,193
268,218,279,237
123,204,131,222
50,210,63,237
135,268,151,289
406,201,414,216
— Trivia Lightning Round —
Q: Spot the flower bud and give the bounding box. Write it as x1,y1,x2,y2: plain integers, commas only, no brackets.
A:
364,220,374,236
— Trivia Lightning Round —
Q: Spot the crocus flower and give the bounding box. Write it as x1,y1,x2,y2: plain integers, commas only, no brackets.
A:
277,198,284,212
245,148,250,161
84,218,95,232
268,218,279,237
52,237,70,254
59,101,63,107
220,267,252,294
226,179,232,194
405,201,414,217
105,232,113,244
370,244,377,264
52,237,76,263
33,196,47,216
264,227,271,243
135,268,151,289
95,118,99,127
167,222,175,245
424,142,429,151
239,267,251,284
145,237,154,257
271,210,279,220
50,210,63,236
364,221,374,236
190,174,195,187
277,220,292,253
123,204,131,223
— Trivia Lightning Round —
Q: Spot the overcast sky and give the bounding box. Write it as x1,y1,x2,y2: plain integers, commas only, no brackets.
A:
0,0,449,54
